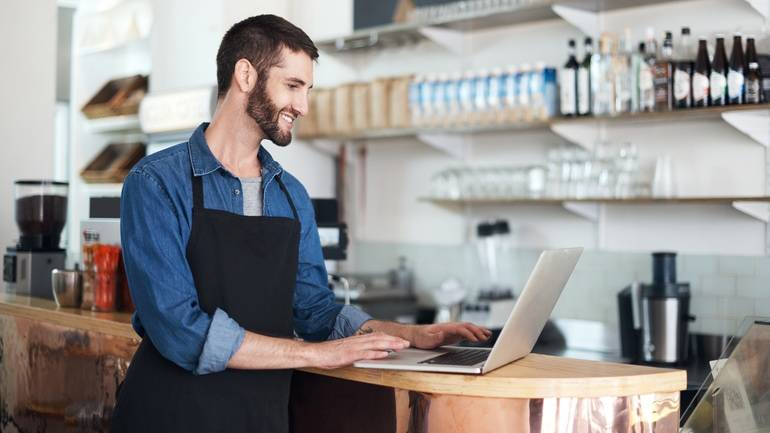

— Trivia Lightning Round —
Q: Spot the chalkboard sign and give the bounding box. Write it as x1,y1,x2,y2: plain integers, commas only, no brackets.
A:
353,0,457,30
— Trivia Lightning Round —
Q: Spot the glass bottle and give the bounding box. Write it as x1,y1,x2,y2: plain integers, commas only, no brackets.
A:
561,38,579,117
711,35,729,106
653,31,674,111
727,34,745,105
673,27,694,109
692,38,711,107
80,230,99,310
578,37,593,116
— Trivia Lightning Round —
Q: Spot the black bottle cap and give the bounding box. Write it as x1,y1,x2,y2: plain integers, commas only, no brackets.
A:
493,220,510,235
584,36,593,45
681,27,691,35
477,222,495,237
568,38,576,47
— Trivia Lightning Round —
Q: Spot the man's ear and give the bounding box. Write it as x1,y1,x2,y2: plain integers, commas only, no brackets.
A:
233,59,257,93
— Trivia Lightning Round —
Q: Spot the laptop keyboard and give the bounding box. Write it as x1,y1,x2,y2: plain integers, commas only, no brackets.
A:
419,349,490,366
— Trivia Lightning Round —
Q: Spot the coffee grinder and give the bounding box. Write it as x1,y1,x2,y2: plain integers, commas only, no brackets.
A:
2,180,68,299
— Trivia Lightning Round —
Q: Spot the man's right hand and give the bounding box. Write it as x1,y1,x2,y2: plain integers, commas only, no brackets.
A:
307,332,410,370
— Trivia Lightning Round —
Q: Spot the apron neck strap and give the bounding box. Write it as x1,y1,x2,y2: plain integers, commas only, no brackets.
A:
192,174,204,210
192,172,300,222
275,175,300,221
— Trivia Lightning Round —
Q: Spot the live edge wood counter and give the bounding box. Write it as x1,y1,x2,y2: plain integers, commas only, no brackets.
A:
0,293,686,433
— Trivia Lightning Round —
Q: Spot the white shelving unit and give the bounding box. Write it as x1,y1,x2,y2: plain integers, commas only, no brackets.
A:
66,0,152,259
310,0,770,256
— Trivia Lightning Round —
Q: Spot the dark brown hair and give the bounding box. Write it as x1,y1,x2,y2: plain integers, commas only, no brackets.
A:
216,14,318,98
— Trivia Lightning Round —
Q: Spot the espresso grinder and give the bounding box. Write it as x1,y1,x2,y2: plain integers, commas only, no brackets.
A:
2,180,68,299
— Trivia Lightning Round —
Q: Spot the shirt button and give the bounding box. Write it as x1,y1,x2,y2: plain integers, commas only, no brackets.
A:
234,189,240,195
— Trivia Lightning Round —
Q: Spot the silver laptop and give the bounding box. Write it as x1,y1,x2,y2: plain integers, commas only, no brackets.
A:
354,247,583,374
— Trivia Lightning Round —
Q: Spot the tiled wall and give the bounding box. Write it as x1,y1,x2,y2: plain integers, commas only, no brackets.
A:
347,242,770,336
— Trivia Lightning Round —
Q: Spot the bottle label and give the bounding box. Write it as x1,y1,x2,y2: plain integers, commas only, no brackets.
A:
746,78,761,103
710,72,727,99
577,67,590,114
727,69,745,99
639,65,654,91
674,69,691,101
560,68,576,114
692,72,709,102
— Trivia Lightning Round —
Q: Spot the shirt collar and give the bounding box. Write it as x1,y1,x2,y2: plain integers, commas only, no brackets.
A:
187,122,283,179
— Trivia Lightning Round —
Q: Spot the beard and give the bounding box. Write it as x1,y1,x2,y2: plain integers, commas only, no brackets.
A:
246,75,293,146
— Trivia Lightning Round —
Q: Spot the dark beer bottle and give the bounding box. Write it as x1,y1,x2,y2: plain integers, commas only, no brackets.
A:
727,34,745,104
692,38,710,107
710,36,729,106
673,27,694,109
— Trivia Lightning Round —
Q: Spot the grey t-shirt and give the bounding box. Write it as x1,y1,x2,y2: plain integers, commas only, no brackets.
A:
240,177,262,216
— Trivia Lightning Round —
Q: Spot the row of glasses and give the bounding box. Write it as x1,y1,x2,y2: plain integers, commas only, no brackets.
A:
429,141,649,201
429,165,547,200
545,141,646,199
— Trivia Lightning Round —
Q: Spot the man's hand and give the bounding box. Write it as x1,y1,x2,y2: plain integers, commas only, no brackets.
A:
361,320,492,350
307,332,410,370
405,322,492,349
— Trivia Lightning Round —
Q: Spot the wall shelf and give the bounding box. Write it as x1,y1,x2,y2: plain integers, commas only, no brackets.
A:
316,0,695,52
83,114,142,134
302,104,770,150
423,196,770,222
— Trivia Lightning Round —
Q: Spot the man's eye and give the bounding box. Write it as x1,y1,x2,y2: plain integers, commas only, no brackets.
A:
288,84,299,89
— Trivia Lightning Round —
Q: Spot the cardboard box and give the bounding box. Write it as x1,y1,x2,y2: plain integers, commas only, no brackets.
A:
389,76,412,129
369,78,390,130
314,89,334,136
351,83,370,132
333,84,354,134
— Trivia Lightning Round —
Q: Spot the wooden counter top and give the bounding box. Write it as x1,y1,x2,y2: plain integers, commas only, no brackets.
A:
303,354,687,398
0,292,137,340
1,293,686,398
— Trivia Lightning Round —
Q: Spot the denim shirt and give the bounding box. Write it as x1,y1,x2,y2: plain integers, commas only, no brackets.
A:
120,123,371,374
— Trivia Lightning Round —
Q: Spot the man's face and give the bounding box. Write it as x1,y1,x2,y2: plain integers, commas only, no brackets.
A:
246,47,313,146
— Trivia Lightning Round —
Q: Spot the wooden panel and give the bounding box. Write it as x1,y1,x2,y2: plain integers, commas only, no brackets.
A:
0,314,138,432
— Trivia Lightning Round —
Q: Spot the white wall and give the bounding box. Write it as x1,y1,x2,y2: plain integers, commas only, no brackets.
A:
0,0,58,247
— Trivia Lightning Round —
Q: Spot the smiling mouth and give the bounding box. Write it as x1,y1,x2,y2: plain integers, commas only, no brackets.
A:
280,112,295,125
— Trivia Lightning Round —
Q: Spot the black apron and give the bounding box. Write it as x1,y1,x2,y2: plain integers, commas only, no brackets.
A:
111,171,300,433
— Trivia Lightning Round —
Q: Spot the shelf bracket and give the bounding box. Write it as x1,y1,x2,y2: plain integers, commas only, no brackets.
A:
744,0,770,18
549,120,601,150
551,5,601,37
721,109,770,147
418,26,469,55
563,201,600,221
416,133,472,159
732,201,770,223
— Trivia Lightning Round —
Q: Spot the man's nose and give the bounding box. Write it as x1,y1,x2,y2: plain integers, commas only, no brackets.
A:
293,93,309,117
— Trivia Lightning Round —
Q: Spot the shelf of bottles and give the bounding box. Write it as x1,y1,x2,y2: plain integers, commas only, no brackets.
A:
559,28,767,119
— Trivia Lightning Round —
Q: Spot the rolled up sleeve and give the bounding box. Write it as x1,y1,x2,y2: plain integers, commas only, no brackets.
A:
121,170,244,374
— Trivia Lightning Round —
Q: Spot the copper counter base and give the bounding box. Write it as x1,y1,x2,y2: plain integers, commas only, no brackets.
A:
291,371,680,433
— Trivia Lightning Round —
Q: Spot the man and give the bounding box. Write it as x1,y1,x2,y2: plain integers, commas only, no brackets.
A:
111,14,489,433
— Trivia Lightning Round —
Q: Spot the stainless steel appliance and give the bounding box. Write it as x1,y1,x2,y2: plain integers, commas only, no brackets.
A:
617,252,695,365
3,180,68,299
